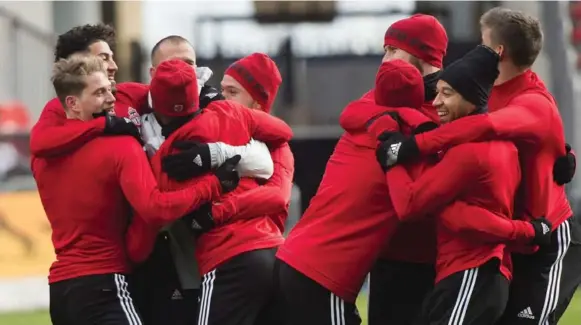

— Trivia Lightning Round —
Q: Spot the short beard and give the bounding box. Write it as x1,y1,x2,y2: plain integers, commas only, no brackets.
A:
409,56,424,75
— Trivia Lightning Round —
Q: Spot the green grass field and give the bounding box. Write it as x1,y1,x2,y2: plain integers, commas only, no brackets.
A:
0,291,578,325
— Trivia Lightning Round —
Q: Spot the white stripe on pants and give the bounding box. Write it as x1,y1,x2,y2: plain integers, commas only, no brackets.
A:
330,293,346,325
113,274,143,325
448,267,479,325
198,270,216,325
538,220,571,325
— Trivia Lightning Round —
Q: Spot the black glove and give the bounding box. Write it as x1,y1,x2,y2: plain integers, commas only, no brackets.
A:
162,141,212,181
553,143,576,185
102,114,143,145
199,85,224,109
375,132,420,171
214,155,241,193
529,217,552,246
180,203,215,236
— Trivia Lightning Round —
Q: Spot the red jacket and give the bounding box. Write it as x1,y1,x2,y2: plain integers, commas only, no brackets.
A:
151,100,293,275
414,70,572,228
29,82,149,157
386,139,536,282
263,144,294,232
32,136,222,283
339,90,440,264
277,99,435,303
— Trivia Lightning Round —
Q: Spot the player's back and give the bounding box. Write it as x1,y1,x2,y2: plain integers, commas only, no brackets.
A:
277,131,399,302
32,136,138,283
435,140,520,282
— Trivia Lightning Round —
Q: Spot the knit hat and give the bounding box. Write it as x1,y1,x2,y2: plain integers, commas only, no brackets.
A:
439,45,500,109
224,53,282,113
150,59,199,117
375,59,425,110
384,14,448,68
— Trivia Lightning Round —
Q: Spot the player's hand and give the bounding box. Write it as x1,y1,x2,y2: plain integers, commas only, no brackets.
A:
529,217,552,246
553,143,576,185
101,114,143,145
162,141,212,181
375,132,419,171
181,202,215,236
214,155,241,193
199,84,224,109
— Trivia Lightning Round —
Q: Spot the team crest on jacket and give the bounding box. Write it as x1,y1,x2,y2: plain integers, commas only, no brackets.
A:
174,104,184,113
128,107,141,127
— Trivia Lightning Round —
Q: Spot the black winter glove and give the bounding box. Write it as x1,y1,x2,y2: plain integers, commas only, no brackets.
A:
375,132,420,171
199,85,224,109
162,141,212,181
553,143,576,185
529,217,552,246
214,155,241,193
180,203,215,236
100,113,143,145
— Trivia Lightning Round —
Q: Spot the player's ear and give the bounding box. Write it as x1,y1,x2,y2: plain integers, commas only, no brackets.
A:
149,66,156,79
251,101,262,111
65,95,78,112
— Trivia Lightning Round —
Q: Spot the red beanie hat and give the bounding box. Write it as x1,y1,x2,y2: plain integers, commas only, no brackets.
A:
375,59,424,109
384,14,448,68
150,59,199,117
224,53,282,113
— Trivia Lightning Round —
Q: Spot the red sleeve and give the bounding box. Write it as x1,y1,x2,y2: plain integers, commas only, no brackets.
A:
265,144,294,230
115,82,150,114
241,108,293,146
387,145,480,220
125,213,160,263
415,93,551,155
439,201,535,244
30,98,106,157
116,137,222,226
211,186,286,225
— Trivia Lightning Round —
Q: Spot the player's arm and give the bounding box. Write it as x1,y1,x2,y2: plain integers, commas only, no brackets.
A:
211,186,287,225
241,108,293,146
262,143,295,231
125,212,160,264
30,98,106,157
210,139,274,179
386,145,479,220
116,137,222,226
413,93,550,155
439,201,536,244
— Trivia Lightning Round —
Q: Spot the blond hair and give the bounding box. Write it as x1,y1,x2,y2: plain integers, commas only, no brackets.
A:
51,54,107,107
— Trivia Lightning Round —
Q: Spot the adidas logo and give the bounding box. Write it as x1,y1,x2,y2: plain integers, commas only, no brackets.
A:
517,307,535,320
390,143,401,156
542,223,551,235
171,289,183,300
191,219,202,230
193,154,203,167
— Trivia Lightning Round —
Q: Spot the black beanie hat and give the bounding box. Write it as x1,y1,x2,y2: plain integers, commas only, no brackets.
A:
439,45,500,110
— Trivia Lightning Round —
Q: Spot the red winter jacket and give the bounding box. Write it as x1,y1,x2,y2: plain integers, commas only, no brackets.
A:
278,99,440,303
151,100,293,274
340,91,440,264
32,135,222,284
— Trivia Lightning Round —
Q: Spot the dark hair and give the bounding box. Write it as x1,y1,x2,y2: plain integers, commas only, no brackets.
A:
150,35,191,61
54,24,116,62
480,7,543,68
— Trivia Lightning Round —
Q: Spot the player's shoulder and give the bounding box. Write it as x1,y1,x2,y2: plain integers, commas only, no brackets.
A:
116,82,149,94
44,97,62,110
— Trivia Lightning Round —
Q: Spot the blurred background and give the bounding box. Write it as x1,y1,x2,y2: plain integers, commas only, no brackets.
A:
0,1,580,324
